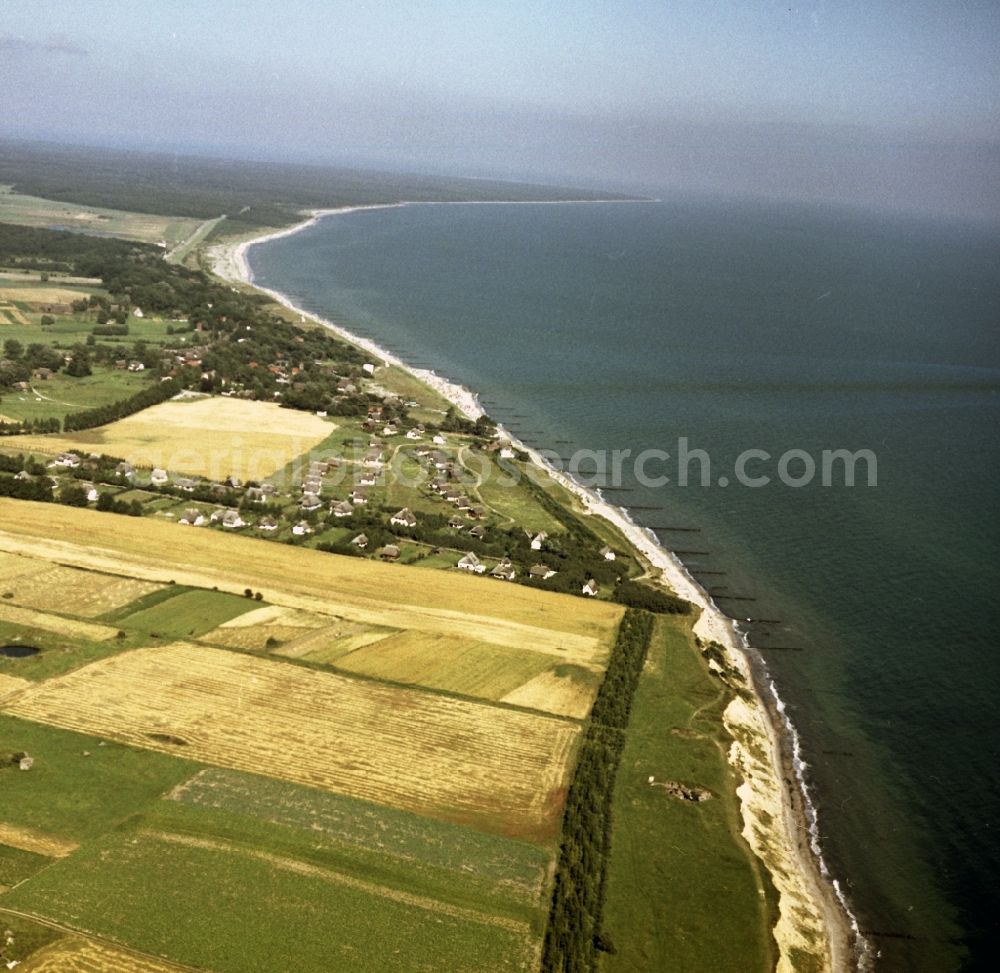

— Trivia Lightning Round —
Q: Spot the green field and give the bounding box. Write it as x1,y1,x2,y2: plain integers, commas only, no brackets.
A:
169,768,550,907
114,587,258,639
0,715,195,842
0,367,152,423
335,630,559,702
0,186,201,246
5,804,542,973
597,616,778,972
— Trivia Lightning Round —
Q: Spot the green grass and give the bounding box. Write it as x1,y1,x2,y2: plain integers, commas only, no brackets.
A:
597,615,778,972
115,588,259,639
5,809,541,973
0,715,196,842
477,466,564,534
0,367,152,423
168,767,550,906
0,843,51,887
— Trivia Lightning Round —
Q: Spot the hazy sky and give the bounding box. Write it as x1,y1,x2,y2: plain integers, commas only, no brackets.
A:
2,1,998,218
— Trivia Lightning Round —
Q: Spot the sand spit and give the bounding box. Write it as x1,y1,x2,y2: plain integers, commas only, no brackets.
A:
208,202,859,971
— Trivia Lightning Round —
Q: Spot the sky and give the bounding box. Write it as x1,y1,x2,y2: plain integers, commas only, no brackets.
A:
2,0,999,219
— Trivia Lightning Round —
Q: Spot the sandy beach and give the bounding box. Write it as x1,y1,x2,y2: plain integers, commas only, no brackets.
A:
209,204,861,971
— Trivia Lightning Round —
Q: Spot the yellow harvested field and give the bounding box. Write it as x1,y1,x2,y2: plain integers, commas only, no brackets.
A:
0,820,78,858
0,285,89,305
19,938,188,973
0,673,29,701
501,669,600,720
5,643,580,839
0,603,119,642
0,501,622,656
0,562,161,618
9,395,335,480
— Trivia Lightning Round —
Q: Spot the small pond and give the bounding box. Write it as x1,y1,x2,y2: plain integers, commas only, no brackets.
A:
0,644,40,658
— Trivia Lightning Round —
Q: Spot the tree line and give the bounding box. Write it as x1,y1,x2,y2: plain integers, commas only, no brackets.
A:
541,609,655,973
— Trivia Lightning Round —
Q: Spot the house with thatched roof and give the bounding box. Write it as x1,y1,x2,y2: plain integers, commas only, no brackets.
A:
457,552,485,574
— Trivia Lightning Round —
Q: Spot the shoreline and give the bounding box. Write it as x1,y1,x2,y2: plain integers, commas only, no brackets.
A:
208,202,862,971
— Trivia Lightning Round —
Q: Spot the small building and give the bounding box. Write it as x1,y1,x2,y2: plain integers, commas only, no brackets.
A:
383,423,398,437
380,544,400,562
467,506,486,520
332,500,354,518
448,515,465,530
530,532,547,551
32,367,52,381
116,462,134,479
258,515,279,532
150,468,169,486
530,563,556,580
179,508,205,527
468,524,486,540
357,471,377,487
405,425,425,440
599,545,616,561
54,452,81,469
221,510,246,529
175,477,197,493
363,448,384,468
582,578,600,597
491,558,516,581
390,507,417,529
291,520,314,536
300,492,322,512
350,488,370,505
302,477,323,494
362,362,375,376
351,533,369,549
432,434,446,446
499,445,517,460
457,552,486,574
79,482,98,503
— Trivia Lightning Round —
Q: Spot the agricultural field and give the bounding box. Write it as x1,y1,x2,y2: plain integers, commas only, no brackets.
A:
4,642,580,840
598,615,778,973
11,938,191,973
0,501,622,654
4,822,539,973
0,186,202,246
335,630,563,701
0,551,162,617
8,394,336,479
114,587,257,640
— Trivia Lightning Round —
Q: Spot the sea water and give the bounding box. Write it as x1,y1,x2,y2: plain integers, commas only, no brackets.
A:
249,198,1000,971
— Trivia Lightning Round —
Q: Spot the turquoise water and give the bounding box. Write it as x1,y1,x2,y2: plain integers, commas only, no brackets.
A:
249,199,1000,971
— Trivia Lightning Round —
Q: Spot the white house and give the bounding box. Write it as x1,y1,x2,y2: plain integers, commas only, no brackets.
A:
300,492,322,511
258,515,279,532
362,362,375,375
530,531,547,551
530,563,557,580
432,434,446,446
54,452,81,469
352,533,369,549
457,552,486,574
291,520,314,536
390,507,417,528
221,510,246,529
599,545,616,561
491,558,516,581
150,468,169,486
179,509,205,527
79,482,99,503
332,500,354,517
582,578,600,597
499,446,516,460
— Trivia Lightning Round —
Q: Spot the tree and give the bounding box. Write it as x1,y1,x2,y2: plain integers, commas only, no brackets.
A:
40,315,54,327
65,350,92,378
3,339,22,360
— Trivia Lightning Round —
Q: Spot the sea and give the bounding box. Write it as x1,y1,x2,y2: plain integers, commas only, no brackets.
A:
247,197,1000,972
